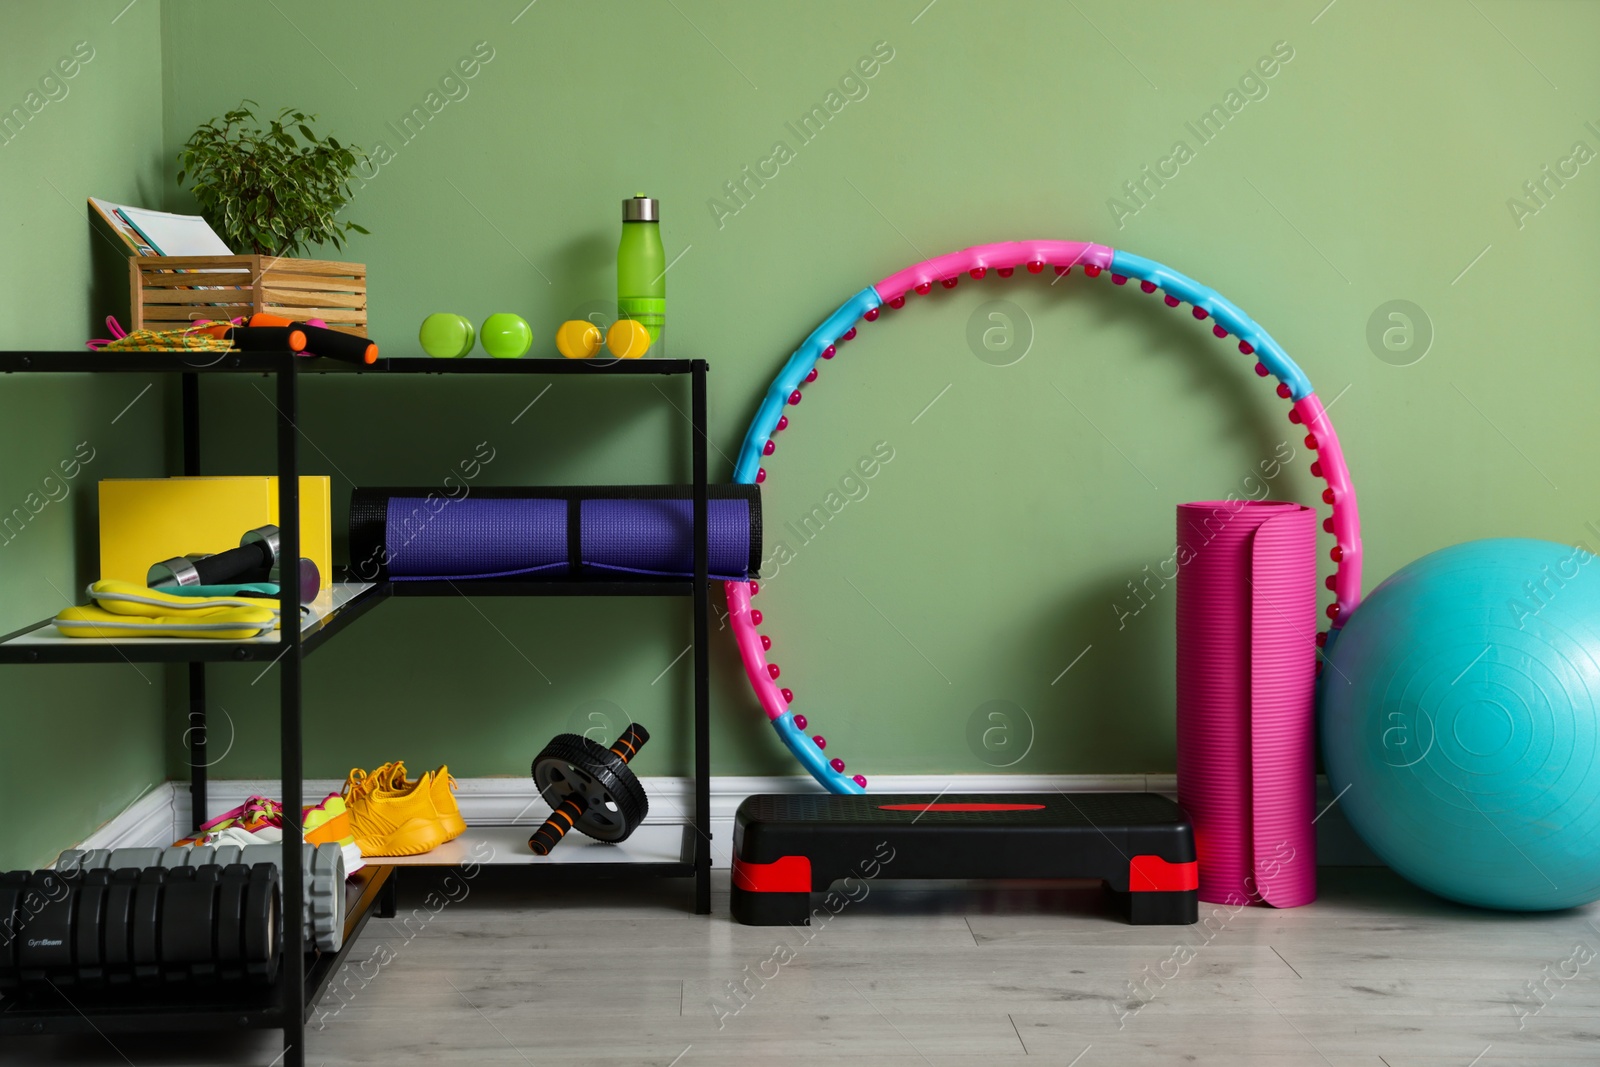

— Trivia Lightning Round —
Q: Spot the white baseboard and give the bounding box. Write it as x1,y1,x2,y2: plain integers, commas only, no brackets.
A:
75,784,181,854
68,773,1380,870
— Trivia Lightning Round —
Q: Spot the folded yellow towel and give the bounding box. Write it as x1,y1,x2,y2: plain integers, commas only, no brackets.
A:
55,602,275,640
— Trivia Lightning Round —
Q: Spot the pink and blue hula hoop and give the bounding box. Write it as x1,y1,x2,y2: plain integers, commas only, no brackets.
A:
728,241,1362,794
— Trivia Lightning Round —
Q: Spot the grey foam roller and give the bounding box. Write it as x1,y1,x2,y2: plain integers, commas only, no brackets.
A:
238,843,344,953
307,844,343,945
72,847,160,872
60,842,345,952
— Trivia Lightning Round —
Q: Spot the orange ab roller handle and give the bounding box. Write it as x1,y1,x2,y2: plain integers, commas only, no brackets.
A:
528,796,587,855
609,726,647,761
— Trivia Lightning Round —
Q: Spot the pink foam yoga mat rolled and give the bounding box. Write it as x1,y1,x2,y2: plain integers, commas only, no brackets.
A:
1176,500,1318,908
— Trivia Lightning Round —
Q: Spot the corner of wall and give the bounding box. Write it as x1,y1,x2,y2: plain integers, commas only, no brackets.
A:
158,0,176,213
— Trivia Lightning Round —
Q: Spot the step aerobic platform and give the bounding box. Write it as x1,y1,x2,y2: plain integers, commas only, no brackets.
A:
731,793,1198,926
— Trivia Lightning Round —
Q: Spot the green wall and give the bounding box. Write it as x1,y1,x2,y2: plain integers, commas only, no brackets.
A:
6,3,1598,843
0,1,171,868
157,0,1600,782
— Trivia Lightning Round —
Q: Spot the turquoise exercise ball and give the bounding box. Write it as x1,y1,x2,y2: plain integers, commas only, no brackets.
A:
1322,538,1600,911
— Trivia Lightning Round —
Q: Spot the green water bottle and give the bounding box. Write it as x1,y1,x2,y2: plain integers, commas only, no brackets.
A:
618,194,665,349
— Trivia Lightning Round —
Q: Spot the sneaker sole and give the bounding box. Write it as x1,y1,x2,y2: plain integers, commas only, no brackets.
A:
354,817,455,858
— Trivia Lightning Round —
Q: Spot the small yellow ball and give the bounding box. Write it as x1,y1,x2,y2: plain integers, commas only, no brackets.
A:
606,318,652,360
555,319,603,359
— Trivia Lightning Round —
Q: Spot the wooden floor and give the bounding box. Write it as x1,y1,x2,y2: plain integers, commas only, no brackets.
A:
8,867,1599,1066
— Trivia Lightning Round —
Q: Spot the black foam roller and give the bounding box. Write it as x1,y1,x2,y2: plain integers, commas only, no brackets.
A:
102,868,137,984
73,869,111,985
0,871,26,989
131,867,163,983
16,872,73,975
216,863,247,972
243,863,281,982
0,863,282,989
162,867,220,981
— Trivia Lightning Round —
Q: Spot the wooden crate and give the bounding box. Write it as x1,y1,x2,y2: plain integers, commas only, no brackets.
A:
130,255,367,336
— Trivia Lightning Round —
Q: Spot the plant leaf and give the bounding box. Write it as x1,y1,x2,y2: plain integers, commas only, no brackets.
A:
180,103,366,256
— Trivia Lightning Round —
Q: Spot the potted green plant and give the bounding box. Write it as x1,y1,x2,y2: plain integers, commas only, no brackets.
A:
176,100,369,257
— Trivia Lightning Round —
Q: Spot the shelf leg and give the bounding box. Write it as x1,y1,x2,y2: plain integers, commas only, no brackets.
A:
181,371,201,475
183,372,209,833
276,356,307,1067
692,361,712,916
188,663,207,830
377,868,398,919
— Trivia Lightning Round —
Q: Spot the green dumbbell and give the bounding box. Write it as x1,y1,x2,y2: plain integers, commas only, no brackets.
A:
480,313,533,358
419,313,476,358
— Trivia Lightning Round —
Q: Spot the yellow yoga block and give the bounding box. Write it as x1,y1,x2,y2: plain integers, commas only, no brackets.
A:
98,476,332,586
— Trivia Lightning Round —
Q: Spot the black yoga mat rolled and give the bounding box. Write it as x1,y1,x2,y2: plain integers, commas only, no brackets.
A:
349,485,762,582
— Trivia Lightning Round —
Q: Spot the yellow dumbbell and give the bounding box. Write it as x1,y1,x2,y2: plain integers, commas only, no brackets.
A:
556,320,601,359
555,319,652,360
606,319,652,359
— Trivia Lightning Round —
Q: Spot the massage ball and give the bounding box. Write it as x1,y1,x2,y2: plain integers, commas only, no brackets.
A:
1322,538,1600,910
419,313,474,358
480,313,533,358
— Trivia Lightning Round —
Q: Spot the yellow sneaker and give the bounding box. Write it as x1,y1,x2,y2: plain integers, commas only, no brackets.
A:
343,763,461,857
378,762,467,840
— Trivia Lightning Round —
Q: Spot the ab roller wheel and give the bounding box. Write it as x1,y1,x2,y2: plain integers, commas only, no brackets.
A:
57,841,345,952
0,864,281,990
530,723,650,853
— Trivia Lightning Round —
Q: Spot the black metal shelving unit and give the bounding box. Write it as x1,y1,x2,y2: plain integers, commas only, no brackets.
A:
0,352,714,1066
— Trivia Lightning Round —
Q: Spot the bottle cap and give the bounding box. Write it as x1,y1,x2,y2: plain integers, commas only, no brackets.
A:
622,195,659,222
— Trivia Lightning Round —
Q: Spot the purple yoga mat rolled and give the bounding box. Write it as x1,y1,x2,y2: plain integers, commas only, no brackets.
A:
347,486,762,582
